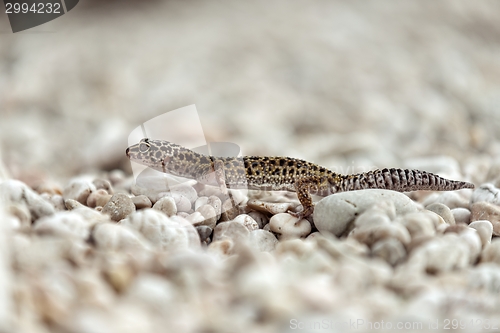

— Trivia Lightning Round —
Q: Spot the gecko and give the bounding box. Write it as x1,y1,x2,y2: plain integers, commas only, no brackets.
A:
126,138,475,218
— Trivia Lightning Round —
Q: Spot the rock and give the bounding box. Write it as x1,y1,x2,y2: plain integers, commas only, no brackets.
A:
372,238,406,266
62,178,96,205
248,211,269,229
468,220,493,248
468,263,500,293
425,203,455,225
194,197,208,211
481,239,500,265
269,213,311,240
247,199,297,215
185,212,205,226
470,183,500,205
33,211,91,239
207,195,222,220
314,189,420,236
470,201,500,236
86,189,111,208
195,225,212,242
92,223,152,252
102,193,136,222
351,222,411,247
398,211,441,238
0,179,55,220
232,214,259,231
195,204,218,229
219,198,238,221
212,221,249,243
131,195,152,210
92,179,114,194
248,230,278,252
152,197,177,217
422,191,470,209
451,208,471,224
120,209,200,251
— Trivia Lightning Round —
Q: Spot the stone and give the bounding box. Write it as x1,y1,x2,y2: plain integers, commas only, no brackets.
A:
247,211,269,229
195,225,212,242
207,195,222,220
422,191,470,209
470,201,500,236
102,193,136,222
268,213,311,240
232,214,259,231
195,204,218,229
398,211,440,238
86,189,110,208
152,196,177,217
62,178,96,205
92,222,152,252
314,189,420,236
33,211,91,239
425,203,455,225
470,183,500,205
371,238,406,266
248,230,278,252
468,263,500,293
120,209,200,251
451,207,471,224
92,179,114,194
247,199,297,216
351,222,411,247
212,221,249,243
0,179,55,220
131,195,152,210
481,239,500,265
468,220,493,248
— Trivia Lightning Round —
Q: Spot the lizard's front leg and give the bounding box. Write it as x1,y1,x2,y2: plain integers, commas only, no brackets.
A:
288,176,321,218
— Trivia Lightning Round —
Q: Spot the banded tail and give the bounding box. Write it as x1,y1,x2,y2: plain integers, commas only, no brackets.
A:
337,168,474,193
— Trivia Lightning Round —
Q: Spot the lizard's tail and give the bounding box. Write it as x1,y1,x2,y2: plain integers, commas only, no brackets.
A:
337,168,474,193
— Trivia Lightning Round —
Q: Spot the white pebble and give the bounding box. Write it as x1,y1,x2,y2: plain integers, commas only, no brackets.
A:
207,195,222,220
248,211,269,229
92,223,152,252
422,191,470,209
468,220,493,247
451,207,471,224
152,196,177,217
0,179,55,219
314,189,420,236
34,211,91,239
471,183,500,205
481,239,500,265
351,222,411,247
269,213,311,241
194,196,208,211
212,221,249,243
247,199,296,215
195,204,218,229
232,214,259,231
102,193,136,222
62,178,96,204
398,212,438,238
248,230,278,252
372,238,406,266
425,203,455,225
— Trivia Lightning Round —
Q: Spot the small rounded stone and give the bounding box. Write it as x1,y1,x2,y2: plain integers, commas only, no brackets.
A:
195,204,217,229
63,178,96,205
102,193,136,222
92,179,114,195
86,189,110,208
207,195,222,220
248,230,278,252
398,212,437,238
185,211,206,225
92,222,151,252
248,211,269,229
351,222,411,247
471,201,500,236
220,198,238,221
481,239,500,265
131,195,152,210
422,191,470,209
371,238,406,266
196,225,212,242
34,211,91,239
471,184,500,205
0,179,55,219
425,203,455,225
314,189,420,237
194,197,209,211
247,199,296,215
232,214,259,231
152,196,177,217
468,220,493,248
213,221,249,243
269,213,311,241
451,207,471,224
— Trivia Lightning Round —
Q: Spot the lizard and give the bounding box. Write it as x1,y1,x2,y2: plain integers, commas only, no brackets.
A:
126,138,475,218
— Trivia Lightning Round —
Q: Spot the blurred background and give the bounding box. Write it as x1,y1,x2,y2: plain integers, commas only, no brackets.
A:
0,0,499,184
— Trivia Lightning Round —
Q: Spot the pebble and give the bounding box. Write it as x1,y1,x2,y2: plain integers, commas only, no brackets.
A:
371,238,406,266
247,211,269,229
481,239,500,265
120,209,200,251
444,225,482,263
248,230,278,252
195,225,212,242
194,197,208,211
314,189,420,236
92,222,152,252
232,214,259,231
468,263,500,293
425,203,455,225
131,195,152,209
0,179,55,220
62,178,96,205
451,207,471,224
195,204,218,229
34,211,91,239
86,189,111,208
468,220,493,247
7,203,31,229
470,183,500,205
185,211,205,225
351,222,411,247
207,195,222,220
247,199,297,215
268,213,311,241
92,179,114,194
220,198,239,221
102,193,136,222
398,211,440,238
470,201,500,236
212,221,249,243
152,196,177,217
421,191,470,209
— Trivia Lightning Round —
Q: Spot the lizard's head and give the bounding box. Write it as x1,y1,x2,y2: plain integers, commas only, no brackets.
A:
126,138,175,171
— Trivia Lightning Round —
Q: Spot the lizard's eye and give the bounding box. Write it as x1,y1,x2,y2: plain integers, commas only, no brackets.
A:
139,142,150,152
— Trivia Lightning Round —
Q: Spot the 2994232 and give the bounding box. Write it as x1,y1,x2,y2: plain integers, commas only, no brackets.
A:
5,2,61,14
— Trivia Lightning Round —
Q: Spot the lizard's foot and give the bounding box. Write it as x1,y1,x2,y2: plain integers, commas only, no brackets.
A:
287,205,314,219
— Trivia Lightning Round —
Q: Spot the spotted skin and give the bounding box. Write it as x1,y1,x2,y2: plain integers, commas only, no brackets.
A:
126,138,475,218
